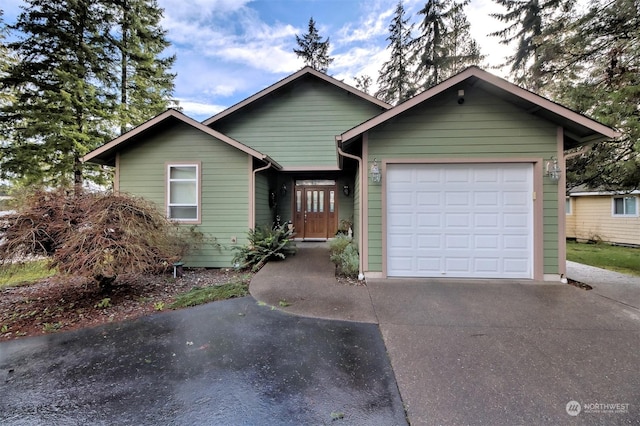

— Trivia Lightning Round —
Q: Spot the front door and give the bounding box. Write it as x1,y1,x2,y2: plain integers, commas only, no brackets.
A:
294,185,337,239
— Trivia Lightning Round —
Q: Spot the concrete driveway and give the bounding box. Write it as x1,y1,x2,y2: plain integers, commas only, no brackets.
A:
252,244,640,425
367,279,640,424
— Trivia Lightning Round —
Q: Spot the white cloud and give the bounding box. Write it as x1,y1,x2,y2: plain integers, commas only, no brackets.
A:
177,99,226,120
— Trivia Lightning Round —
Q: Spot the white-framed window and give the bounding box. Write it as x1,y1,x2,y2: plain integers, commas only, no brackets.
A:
565,197,572,215
167,163,200,222
612,196,638,217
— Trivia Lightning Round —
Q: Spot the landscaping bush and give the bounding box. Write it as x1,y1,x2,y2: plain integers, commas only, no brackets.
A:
329,235,359,277
0,188,191,289
232,224,296,272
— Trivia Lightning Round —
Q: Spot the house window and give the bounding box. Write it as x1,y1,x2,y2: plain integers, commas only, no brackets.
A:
612,196,637,217
167,163,200,221
565,197,572,215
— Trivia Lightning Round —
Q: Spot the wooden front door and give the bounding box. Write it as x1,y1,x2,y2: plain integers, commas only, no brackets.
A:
294,186,337,239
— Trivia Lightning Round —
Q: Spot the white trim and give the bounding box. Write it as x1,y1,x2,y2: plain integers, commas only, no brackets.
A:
166,162,201,223
611,195,639,217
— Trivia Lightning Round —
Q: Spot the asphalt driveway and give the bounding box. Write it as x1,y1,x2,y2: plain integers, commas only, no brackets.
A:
0,297,406,425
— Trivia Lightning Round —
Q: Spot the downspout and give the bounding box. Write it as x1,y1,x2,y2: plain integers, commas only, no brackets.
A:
336,138,365,280
251,160,273,229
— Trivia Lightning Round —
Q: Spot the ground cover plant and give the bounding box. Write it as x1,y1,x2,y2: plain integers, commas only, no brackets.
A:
329,235,359,278
566,240,640,276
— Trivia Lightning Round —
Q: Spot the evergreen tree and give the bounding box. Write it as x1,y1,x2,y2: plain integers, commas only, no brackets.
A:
0,0,115,188
106,0,177,134
413,0,482,90
545,0,639,190
446,5,485,75
489,0,569,91
353,74,373,94
0,0,176,188
293,17,334,73
376,1,416,104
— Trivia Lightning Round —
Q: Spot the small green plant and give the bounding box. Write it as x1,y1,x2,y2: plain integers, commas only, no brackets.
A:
170,282,249,309
95,298,112,309
42,322,63,333
153,301,165,311
278,299,291,307
1,324,8,333
232,225,296,272
329,235,359,277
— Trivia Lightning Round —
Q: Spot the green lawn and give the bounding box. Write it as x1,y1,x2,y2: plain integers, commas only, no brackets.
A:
0,260,56,289
566,241,640,277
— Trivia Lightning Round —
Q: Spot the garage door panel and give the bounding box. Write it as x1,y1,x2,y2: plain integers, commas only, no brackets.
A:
418,235,441,249
387,163,533,279
445,213,471,227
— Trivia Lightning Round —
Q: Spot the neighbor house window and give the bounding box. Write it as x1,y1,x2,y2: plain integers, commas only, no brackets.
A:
612,196,637,217
167,163,200,222
565,197,572,215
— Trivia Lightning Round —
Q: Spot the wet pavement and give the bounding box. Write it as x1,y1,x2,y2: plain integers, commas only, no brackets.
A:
0,297,407,425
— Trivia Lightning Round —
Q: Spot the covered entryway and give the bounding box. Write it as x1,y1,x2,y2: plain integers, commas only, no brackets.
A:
293,180,338,239
386,163,533,278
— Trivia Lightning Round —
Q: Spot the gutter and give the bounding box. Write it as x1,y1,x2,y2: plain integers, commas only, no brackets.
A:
336,137,365,280
251,161,273,228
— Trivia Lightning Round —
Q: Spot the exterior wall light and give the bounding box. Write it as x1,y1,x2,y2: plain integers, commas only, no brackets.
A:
370,158,381,183
545,157,562,183
343,184,350,196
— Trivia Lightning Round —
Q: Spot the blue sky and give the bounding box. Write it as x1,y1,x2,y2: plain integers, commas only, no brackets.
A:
2,0,511,121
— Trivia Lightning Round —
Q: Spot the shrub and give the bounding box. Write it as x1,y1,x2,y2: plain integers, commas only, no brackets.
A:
329,235,359,277
232,224,296,272
0,188,191,289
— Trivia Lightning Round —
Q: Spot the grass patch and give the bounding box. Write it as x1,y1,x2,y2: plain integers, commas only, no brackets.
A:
566,241,640,276
170,282,249,309
0,260,56,289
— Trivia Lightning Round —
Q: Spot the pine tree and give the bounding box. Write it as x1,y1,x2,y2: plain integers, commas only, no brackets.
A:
354,74,373,94
376,1,416,105
446,5,485,75
0,0,177,188
413,0,482,90
0,0,115,188
293,17,334,73
489,0,569,91
106,0,177,134
545,0,639,190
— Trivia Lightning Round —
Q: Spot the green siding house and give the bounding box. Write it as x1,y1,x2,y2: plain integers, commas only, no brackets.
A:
83,66,618,281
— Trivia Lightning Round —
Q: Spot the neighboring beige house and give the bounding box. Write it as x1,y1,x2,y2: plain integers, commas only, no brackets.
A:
566,190,640,246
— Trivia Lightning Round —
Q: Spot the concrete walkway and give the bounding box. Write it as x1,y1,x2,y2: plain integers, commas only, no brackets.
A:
250,243,640,424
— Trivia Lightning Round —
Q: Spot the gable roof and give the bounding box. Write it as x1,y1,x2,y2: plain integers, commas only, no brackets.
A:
202,66,391,126
82,109,281,168
338,66,621,149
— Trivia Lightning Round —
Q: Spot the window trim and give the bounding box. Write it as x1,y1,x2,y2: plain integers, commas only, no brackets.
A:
611,195,638,217
166,162,202,224
565,196,572,215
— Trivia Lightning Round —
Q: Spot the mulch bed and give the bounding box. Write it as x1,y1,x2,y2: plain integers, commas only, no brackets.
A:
0,268,251,341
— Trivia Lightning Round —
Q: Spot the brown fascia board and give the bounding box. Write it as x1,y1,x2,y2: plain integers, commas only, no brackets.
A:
338,66,621,146
82,109,281,169
202,66,391,126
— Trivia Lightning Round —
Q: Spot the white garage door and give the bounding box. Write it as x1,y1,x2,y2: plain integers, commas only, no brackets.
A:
387,163,533,278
